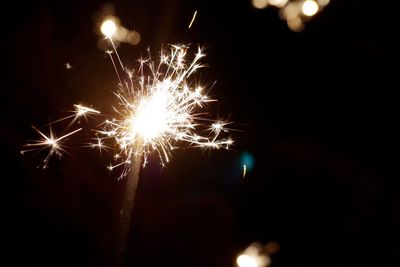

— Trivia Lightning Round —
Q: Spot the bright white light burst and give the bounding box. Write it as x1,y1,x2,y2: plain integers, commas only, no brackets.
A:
99,44,233,178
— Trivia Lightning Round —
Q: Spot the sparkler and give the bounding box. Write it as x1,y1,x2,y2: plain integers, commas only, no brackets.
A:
22,17,233,265
100,43,233,179
97,20,233,264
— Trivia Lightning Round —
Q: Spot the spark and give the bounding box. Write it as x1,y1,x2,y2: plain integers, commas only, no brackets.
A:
73,104,101,119
43,104,101,126
21,126,82,169
243,164,247,178
97,44,233,178
87,136,108,155
188,10,198,29
21,104,99,168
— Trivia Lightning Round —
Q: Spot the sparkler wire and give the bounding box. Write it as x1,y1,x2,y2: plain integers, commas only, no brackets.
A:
117,151,141,266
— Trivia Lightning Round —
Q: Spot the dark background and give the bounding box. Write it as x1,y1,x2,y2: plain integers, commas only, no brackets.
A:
1,0,399,266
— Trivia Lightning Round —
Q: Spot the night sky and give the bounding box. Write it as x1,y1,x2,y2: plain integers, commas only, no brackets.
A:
1,1,399,267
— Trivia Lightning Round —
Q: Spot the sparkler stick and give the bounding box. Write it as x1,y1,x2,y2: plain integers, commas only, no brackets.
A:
116,150,141,266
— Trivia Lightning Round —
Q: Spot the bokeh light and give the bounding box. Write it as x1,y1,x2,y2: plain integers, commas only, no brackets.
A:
237,254,258,267
318,0,330,6
268,0,288,7
287,16,303,31
101,19,117,38
236,243,271,267
99,16,140,46
241,151,255,172
252,0,269,9
302,0,319,17
253,0,330,31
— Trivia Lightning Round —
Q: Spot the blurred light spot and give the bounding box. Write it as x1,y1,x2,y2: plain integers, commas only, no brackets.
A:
98,15,140,46
117,27,141,46
243,164,247,178
287,16,303,31
252,0,269,9
268,0,288,7
318,0,330,6
240,151,254,172
64,62,72,70
128,31,141,45
263,241,280,254
237,255,258,267
101,19,117,38
280,2,299,20
236,243,271,267
302,0,319,16
253,0,329,31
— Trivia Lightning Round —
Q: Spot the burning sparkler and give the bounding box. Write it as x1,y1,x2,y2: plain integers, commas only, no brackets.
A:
22,41,233,174
97,19,233,264
22,16,233,265
99,43,233,178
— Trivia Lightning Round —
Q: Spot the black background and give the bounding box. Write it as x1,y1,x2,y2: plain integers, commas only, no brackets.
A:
1,0,399,266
